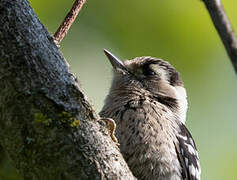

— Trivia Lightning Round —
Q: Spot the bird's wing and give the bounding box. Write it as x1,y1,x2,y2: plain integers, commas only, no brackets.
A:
174,123,201,180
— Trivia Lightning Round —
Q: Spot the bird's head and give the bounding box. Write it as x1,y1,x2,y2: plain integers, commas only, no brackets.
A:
103,49,188,122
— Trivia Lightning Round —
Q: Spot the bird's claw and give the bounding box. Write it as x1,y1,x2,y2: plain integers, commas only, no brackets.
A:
100,118,119,146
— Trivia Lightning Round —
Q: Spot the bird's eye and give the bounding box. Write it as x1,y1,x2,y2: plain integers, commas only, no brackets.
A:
143,64,156,76
169,71,181,86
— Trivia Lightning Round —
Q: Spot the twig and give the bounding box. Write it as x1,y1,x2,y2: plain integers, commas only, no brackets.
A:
54,0,86,44
202,0,237,73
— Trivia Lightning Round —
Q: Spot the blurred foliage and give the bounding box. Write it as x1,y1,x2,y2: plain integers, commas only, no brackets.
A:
1,0,237,179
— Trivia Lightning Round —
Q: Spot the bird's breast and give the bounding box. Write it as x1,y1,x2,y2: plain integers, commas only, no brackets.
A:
100,98,182,179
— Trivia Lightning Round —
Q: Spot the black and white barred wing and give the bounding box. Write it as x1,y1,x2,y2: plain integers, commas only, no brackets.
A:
174,124,201,180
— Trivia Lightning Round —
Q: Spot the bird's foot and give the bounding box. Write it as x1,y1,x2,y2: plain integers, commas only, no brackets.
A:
100,118,119,146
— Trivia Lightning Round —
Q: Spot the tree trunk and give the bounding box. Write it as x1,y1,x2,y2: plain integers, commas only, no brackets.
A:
0,0,135,179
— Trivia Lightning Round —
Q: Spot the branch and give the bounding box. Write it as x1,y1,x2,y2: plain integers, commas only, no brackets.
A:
0,0,135,179
202,0,237,73
54,0,86,44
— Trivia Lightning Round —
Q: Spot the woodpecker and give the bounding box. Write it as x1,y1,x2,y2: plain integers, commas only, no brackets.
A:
100,50,201,180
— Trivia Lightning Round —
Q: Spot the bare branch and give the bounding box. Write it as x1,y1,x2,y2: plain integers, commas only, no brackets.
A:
54,0,86,44
202,0,237,73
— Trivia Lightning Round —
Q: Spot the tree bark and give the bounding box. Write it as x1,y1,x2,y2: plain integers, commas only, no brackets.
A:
0,0,135,179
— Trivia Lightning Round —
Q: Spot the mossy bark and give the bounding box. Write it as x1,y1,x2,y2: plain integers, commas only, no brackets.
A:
0,0,135,179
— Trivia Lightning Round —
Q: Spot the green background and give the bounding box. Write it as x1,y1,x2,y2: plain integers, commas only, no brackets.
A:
1,0,237,179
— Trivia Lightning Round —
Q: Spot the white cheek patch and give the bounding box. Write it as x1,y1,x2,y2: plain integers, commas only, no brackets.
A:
174,86,188,124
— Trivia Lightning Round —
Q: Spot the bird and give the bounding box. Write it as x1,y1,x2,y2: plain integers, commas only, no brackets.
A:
99,49,201,180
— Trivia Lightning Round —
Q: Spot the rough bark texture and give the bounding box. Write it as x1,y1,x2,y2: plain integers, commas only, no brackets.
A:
203,0,237,73
0,0,135,179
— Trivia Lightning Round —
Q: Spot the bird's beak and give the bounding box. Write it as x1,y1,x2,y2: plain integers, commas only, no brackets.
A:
104,49,128,72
